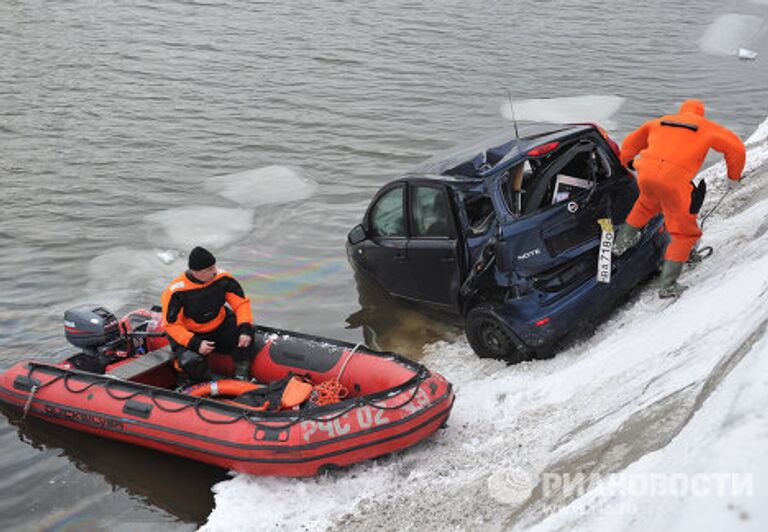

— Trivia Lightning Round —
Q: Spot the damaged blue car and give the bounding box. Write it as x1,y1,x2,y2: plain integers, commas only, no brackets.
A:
347,123,667,362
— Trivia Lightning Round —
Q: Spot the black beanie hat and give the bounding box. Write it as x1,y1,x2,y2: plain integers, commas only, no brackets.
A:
188,246,216,270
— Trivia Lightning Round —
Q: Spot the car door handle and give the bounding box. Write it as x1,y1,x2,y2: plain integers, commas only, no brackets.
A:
394,253,407,262
441,256,456,264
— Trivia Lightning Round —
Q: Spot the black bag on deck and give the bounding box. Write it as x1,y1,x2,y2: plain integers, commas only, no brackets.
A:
232,375,295,411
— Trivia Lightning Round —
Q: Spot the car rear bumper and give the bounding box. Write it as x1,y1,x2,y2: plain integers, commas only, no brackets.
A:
493,221,667,350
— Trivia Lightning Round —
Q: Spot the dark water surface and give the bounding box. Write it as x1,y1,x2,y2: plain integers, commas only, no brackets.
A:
1,0,766,528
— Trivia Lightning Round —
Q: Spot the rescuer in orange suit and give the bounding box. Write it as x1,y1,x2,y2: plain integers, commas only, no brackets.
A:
612,99,746,298
161,246,255,384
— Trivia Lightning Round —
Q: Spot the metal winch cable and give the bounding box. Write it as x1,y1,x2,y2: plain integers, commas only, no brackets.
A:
700,170,756,230
699,188,730,231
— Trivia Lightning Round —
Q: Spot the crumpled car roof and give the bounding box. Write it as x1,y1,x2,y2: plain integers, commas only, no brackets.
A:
412,122,589,179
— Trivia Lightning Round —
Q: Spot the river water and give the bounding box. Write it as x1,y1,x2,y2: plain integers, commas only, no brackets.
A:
1,0,766,529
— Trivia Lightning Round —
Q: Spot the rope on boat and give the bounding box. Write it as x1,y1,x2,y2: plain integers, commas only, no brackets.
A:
306,343,360,407
310,380,349,407
337,343,361,382
21,385,38,420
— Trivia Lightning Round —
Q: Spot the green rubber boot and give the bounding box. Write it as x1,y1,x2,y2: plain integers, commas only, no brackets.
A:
658,260,687,299
612,224,642,257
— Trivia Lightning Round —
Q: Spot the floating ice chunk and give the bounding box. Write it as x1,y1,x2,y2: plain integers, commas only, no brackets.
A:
157,249,180,265
501,95,625,126
82,247,179,309
738,47,758,60
89,247,170,289
206,165,318,207
145,206,254,248
699,14,764,56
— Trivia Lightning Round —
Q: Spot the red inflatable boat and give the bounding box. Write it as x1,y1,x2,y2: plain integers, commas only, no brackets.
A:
0,307,454,477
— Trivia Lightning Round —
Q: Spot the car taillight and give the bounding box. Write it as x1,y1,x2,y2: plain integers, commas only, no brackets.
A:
576,123,621,158
603,133,621,158
535,317,550,327
527,142,559,157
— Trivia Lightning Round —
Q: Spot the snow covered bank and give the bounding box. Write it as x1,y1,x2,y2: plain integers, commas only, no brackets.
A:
202,116,768,531
524,120,768,531
528,324,768,531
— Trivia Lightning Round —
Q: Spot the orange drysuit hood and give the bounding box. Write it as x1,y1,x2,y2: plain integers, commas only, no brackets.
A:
679,99,705,116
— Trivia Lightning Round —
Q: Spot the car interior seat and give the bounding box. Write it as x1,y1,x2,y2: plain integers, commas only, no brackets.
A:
422,193,451,237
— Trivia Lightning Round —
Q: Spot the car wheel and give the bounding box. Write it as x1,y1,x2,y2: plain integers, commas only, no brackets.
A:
465,305,525,363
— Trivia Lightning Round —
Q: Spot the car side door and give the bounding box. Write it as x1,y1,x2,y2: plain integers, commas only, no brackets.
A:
405,183,463,309
356,183,416,297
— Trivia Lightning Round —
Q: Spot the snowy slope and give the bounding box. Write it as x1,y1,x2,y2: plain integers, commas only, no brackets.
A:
202,117,768,532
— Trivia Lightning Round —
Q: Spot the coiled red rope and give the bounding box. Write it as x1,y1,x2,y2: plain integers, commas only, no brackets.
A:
310,380,349,406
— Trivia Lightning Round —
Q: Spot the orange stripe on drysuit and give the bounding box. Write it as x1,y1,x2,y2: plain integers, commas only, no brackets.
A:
620,99,746,261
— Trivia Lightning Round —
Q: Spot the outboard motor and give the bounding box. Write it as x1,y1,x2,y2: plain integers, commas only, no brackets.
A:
64,305,169,373
64,305,120,354
64,305,122,372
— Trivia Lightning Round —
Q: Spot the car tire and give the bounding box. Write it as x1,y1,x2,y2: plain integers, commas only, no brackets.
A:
465,305,526,363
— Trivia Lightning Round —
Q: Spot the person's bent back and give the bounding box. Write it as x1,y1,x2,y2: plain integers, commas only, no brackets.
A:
620,99,745,182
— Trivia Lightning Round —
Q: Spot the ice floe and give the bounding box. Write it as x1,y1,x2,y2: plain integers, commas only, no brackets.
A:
205,165,318,207
501,95,625,127
699,14,764,56
145,206,254,249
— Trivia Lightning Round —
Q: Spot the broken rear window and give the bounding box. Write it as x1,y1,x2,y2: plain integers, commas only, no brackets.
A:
501,160,536,216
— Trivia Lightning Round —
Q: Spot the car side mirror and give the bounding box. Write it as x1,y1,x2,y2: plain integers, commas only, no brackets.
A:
348,224,367,245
